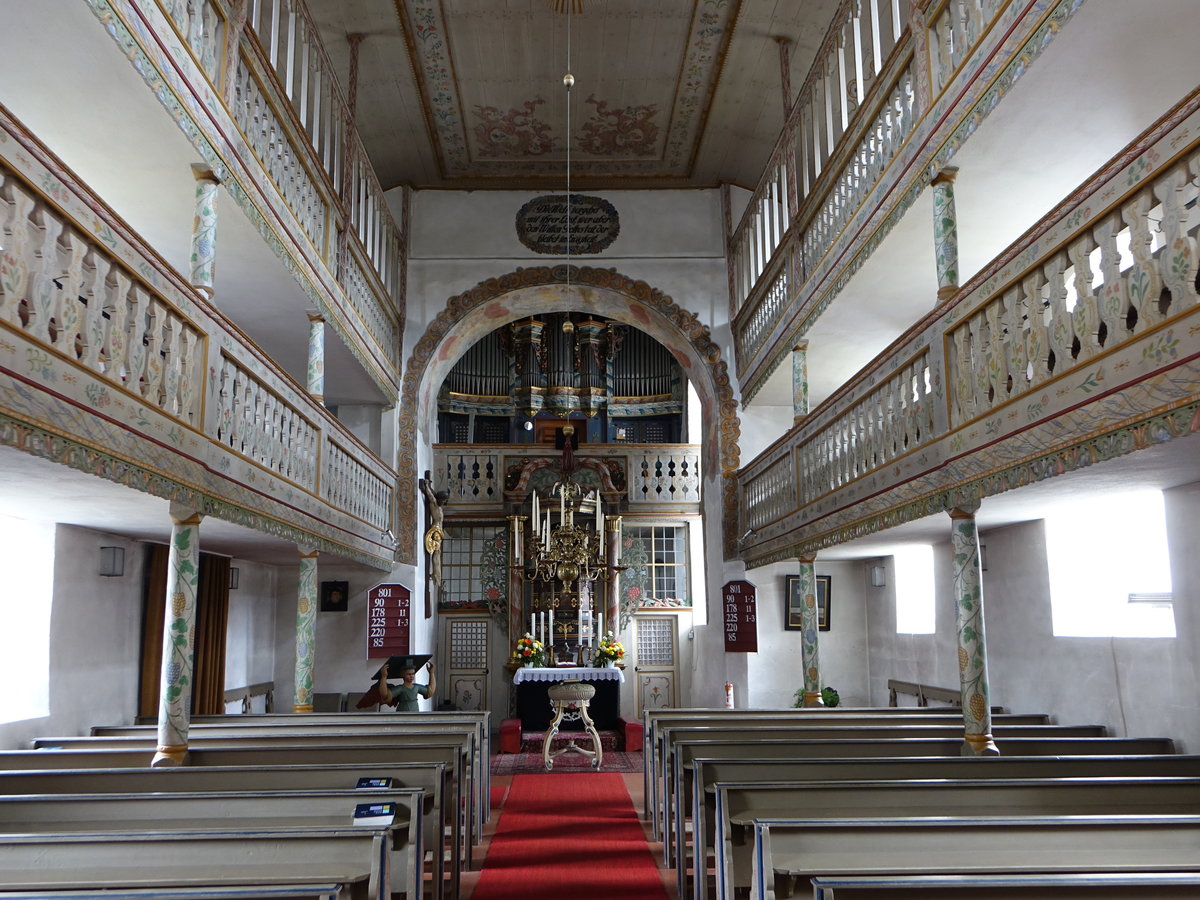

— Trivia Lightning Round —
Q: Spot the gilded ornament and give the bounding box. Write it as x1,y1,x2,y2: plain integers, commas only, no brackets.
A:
171,592,186,616
969,693,987,720
958,646,969,671
298,597,310,615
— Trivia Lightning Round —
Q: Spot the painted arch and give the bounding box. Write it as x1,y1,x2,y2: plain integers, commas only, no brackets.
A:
395,264,741,565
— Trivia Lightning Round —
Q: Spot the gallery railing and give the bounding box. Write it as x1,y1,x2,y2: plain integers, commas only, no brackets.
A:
139,0,404,375
431,445,703,509
738,92,1200,563
730,0,1016,395
0,114,396,561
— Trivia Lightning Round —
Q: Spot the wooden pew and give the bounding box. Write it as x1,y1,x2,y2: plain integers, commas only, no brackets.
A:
0,887,351,900
713,778,1200,900
0,827,396,898
688,754,1200,900
656,724,1167,861
28,728,482,856
0,763,454,900
750,814,1200,900
641,707,1023,824
806,872,1200,898
662,734,1176,874
122,710,492,825
0,742,474,876
93,713,492,833
0,788,424,900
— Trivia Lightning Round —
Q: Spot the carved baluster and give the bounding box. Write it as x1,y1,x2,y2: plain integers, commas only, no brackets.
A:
969,309,989,411
981,301,1003,410
1067,233,1100,361
997,287,1021,401
1123,193,1163,330
80,252,111,372
216,357,233,446
177,328,199,423
1153,163,1200,309
124,286,150,397
1023,272,1051,386
29,207,65,343
104,270,131,384
52,228,87,357
950,324,974,425
1043,253,1072,376
230,366,248,453
0,178,36,325
142,298,165,405
1093,212,1128,346
161,315,182,415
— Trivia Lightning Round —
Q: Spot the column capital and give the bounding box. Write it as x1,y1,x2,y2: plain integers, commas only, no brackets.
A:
168,502,203,526
307,311,326,324
948,498,981,519
298,547,320,559
190,163,220,184
931,165,959,186
792,339,809,353
797,555,817,565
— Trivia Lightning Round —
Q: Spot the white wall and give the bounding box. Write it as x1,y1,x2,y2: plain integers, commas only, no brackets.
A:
272,561,431,710
0,525,144,750
743,560,870,709
224,559,277,695
864,481,1200,751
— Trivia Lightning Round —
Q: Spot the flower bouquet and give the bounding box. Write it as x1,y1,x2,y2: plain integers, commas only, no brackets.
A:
593,632,625,667
512,633,545,668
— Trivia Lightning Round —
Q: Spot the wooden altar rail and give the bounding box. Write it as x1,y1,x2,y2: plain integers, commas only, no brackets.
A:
886,678,962,707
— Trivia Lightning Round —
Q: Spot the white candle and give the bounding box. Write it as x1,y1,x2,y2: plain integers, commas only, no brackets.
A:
548,609,554,649
559,484,565,522
577,605,583,646
597,610,604,645
540,611,546,645
532,491,539,527
596,493,602,528
530,613,535,641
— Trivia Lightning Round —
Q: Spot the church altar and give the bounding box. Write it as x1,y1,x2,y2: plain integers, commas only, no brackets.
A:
512,666,624,731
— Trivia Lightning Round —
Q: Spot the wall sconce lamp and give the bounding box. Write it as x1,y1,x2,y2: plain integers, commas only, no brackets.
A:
99,546,125,577
869,565,886,588
229,567,240,590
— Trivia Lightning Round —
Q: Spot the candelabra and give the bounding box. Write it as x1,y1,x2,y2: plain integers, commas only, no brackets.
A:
527,480,605,585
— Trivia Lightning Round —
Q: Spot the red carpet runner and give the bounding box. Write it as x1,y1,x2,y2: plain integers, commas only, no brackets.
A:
471,772,670,900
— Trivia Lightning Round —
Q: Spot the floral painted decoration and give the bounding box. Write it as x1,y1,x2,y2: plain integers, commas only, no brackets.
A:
593,632,625,666
512,633,545,667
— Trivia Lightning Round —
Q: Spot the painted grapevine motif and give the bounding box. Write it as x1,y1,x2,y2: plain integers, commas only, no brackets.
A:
951,516,991,741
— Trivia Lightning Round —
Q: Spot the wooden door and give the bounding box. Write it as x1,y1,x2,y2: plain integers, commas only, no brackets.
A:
633,615,678,715
443,615,490,711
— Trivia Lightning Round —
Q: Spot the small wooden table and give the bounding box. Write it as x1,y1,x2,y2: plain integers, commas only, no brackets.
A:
542,681,603,771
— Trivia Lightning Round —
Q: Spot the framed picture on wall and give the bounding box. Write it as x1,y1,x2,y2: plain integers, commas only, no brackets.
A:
784,574,831,632
320,580,349,612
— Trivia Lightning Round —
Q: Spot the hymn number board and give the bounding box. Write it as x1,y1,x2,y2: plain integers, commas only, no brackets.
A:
722,580,757,652
367,583,410,659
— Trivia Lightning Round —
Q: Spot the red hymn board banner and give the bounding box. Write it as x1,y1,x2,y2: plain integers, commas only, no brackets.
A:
722,580,757,652
367,583,410,659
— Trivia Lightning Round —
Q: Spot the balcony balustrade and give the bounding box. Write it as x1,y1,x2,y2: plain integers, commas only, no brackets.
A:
431,445,702,511
0,113,395,565
739,93,1200,564
730,0,1028,395
124,0,404,379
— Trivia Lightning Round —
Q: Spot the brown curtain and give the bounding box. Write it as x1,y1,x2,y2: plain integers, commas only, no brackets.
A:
138,545,230,717
192,554,231,714
138,544,170,718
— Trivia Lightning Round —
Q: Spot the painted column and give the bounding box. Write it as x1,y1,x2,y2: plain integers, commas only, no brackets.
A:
932,166,960,304
605,515,622,633
949,501,999,755
189,165,220,297
792,340,809,424
797,556,824,707
307,313,326,405
293,548,319,712
152,502,204,767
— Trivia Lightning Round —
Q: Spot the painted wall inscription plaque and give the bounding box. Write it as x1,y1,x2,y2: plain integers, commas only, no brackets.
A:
517,194,619,254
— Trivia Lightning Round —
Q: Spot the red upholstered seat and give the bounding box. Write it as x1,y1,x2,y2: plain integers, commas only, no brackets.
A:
499,717,522,754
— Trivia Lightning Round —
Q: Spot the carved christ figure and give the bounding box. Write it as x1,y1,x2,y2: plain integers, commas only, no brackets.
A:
420,471,449,590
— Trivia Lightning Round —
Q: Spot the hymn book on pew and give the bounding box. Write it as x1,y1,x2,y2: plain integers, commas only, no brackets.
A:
352,801,397,825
